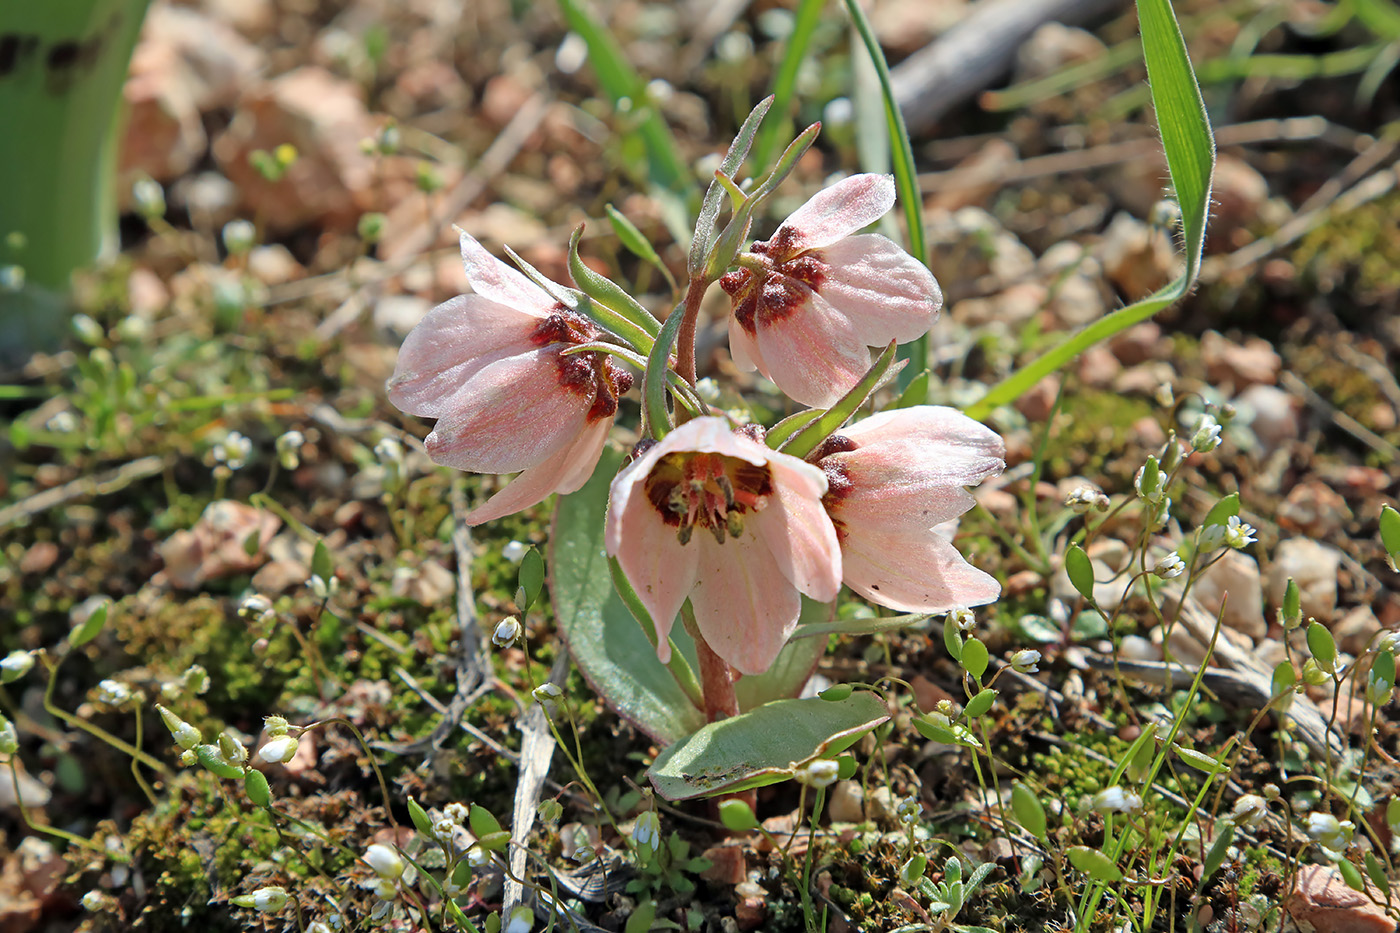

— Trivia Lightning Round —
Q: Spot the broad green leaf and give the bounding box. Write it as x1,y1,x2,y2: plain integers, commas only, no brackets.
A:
624,900,656,933
69,601,108,648
311,540,333,583
960,638,989,680
841,0,928,398
943,614,965,661
1067,846,1123,883
1375,651,1396,692
1381,504,1400,560
781,341,903,459
517,546,545,614
648,692,889,800
469,803,503,839
1200,823,1234,883
964,688,997,719
1011,783,1046,840
1065,545,1095,601
966,0,1215,419
1203,493,1241,528
1271,661,1296,699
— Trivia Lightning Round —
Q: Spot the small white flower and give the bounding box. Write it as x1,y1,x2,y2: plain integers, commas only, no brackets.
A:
0,650,34,683
1065,486,1110,514
1375,631,1400,655
96,679,132,708
238,594,275,623
633,810,661,850
222,219,257,255
492,617,522,648
214,431,253,471
432,817,457,846
1198,523,1227,551
46,411,78,433
1305,812,1354,854
308,573,338,600
374,438,404,469
948,608,976,634
258,735,299,764
532,682,562,703
1191,414,1222,453
504,906,534,933
251,886,288,913
694,377,721,403
81,890,108,911
131,178,166,217
1092,786,1143,815
363,844,405,882
466,846,491,868
1228,794,1268,829
1368,669,1393,707
1154,551,1186,579
275,430,305,470
1224,515,1256,550
1155,384,1175,407
443,802,470,825
502,540,528,563
1009,649,1041,674
895,794,921,824
0,716,16,755
362,877,397,901
306,923,332,933
795,759,840,789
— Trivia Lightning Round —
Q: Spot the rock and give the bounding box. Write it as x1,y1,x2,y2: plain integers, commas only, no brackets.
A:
928,139,1018,212
1236,384,1302,453
1048,272,1108,327
246,245,304,286
127,267,170,316
1192,550,1266,641
1015,374,1061,422
699,844,747,885
1109,322,1168,365
374,295,433,339
1208,154,1270,251
19,541,59,575
827,781,866,823
390,558,455,607
213,67,377,233
1268,539,1343,623
158,500,281,590
1051,552,1126,611
1284,864,1396,933
251,559,307,594
1098,212,1177,298
927,208,1036,292
202,0,276,39
1016,22,1107,82
1203,331,1281,389
1118,634,1160,662
951,282,1045,328
872,0,966,55
1278,481,1354,539
1333,606,1382,656
1130,415,1167,448
1078,345,1120,388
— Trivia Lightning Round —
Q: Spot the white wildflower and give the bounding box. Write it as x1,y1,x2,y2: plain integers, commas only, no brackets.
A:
363,844,404,882
1224,515,1256,550
492,617,522,647
1092,786,1143,815
795,759,840,789
214,431,253,470
502,540,528,563
1191,414,1222,453
0,650,34,683
1009,649,1041,674
95,679,132,708
258,735,299,765
633,810,661,851
275,430,305,470
1304,812,1354,855
1154,551,1186,579
1228,794,1268,829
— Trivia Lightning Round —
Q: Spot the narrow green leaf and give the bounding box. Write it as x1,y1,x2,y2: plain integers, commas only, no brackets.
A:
964,688,997,719
606,204,663,268
891,370,930,409
943,614,964,662
642,301,688,438
752,0,825,168
841,0,928,398
624,900,657,933
1010,783,1047,840
567,225,660,346
765,409,824,450
517,547,545,614
960,638,989,681
311,540,333,582
1281,578,1301,627
690,96,773,278
1200,823,1234,883
781,341,903,459
966,0,1214,419
1065,545,1095,601
69,602,108,648
1375,651,1396,692
1067,846,1123,883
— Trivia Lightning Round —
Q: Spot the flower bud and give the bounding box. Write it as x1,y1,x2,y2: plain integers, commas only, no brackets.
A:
213,431,252,471
895,794,921,824
1301,659,1330,687
222,219,257,256
264,715,290,736
364,843,405,882
157,704,202,750
633,810,661,851
1092,786,1143,815
443,801,470,825
0,650,34,683
218,730,248,768
532,683,562,703
504,906,535,933
1134,456,1163,502
1228,794,1267,829
502,540,528,563
1009,649,1041,674
96,679,132,708
239,594,275,623
1065,486,1109,514
794,759,839,789
258,735,299,764
275,431,305,470
251,886,288,913
1304,812,1353,854
132,178,166,218
492,616,522,647
1190,414,1222,453
1154,383,1175,407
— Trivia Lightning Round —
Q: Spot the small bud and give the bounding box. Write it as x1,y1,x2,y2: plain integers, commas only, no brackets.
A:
1154,383,1175,407
632,810,661,851
239,594,275,623
1134,456,1163,502
948,608,975,634
1301,659,1330,687
364,843,405,882
1009,649,1042,674
309,574,338,600
259,734,299,764
1198,523,1227,552
222,219,257,256
1304,812,1354,854
182,664,211,695
213,431,253,471
1190,414,1222,453
264,715,290,736
1148,198,1182,230
1065,486,1110,514
492,616,522,647
132,178,166,218
96,679,132,708
71,313,105,346
532,682,562,703
218,730,248,768
378,124,401,154
431,817,456,846
895,794,921,824
81,890,110,911
1228,794,1268,829
1262,783,1280,801
358,212,386,243
443,801,470,825
0,714,18,754
1279,578,1302,630
502,540,528,563
1092,786,1143,815
374,437,403,468
1367,669,1393,707
156,704,202,750
415,162,443,194
249,886,289,913
275,431,305,470
0,650,34,683
504,906,534,933
795,759,840,789
46,411,77,433
1154,551,1186,579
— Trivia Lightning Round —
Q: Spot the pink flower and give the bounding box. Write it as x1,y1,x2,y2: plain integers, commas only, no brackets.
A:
812,406,1004,612
719,174,940,408
606,417,842,676
387,232,632,524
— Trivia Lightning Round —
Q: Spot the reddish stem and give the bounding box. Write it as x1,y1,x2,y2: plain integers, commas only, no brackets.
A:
674,277,709,388
694,629,739,723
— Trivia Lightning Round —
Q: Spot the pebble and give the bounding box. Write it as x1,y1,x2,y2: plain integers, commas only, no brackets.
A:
1235,384,1302,454
1202,331,1281,389
1267,539,1343,623
1333,605,1382,656
827,781,866,823
1284,864,1396,933
1190,550,1266,641
1278,481,1353,539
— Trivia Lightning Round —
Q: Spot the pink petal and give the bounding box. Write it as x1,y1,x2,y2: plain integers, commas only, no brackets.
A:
840,527,1001,613
640,416,775,467
689,533,803,676
771,174,895,255
387,295,542,418
838,406,1006,487
810,234,941,345
457,230,558,315
424,349,593,474
832,483,977,538
750,457,841,602
606,466,700,662
756,282,873,408
462,419,612,525
727,313,766,374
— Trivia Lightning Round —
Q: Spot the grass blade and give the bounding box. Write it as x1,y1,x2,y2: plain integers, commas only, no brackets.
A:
841,0,928,399
966,0,1214,421
752,0,825,169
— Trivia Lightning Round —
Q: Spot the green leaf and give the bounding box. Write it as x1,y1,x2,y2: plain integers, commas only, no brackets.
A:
780,341,903,459
567,225,660,348
1200,823,1234,883
752,0,824,168
517,547,545,614
642,297,688,437
408,797,433,836
605,204,673,287
1010,783,1046,840
966,0,1214,419
1067,846,1123,883
943,614,964,661
625,900,657,933
1337,857,1367,894
1017,614,1060,644
1365,851,1390,896
718,798,758,832
689,96,772,278
1306,621,1337,671
1174,745,1230,774
243,769,271,808
841,0,928,398
960,638,989,681
311,540,333,583
555,0,688,195
764,409,824,450
469,804,503,840
69,601,108,648
1271,661,1296,700
1381,504,1400,559
891,370,930,409
1203,493,1241,529
964,688,997,720
648,692,889,800
1065,545,1095,601
1375,651,1396,692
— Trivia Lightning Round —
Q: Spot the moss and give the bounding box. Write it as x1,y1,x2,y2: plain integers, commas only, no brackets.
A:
1293,191,1400,309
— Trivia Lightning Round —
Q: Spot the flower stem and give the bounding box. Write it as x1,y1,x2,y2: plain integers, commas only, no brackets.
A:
675,277,709,389
686,608,738,723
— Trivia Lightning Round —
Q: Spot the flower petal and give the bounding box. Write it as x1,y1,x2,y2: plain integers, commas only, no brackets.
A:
386,295,542,418
462,419,612,525
840,527,1001,613
689,534,802,676
457,230,558,315
750,457,841,602
606,466,700,662
727,311,766,374
756,281,873,408
771,174,895,254
423,349,593,474
839,406,1006,487
810,234,941,345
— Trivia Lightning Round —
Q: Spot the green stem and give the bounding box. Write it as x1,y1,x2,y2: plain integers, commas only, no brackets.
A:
41,653,168,774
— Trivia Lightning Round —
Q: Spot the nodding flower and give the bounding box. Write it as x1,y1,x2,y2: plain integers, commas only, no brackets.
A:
606,417,841,676
387,231,633,524
720,173,940,408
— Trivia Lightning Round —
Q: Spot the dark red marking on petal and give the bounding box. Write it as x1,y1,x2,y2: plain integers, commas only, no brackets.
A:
809,434,858,463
